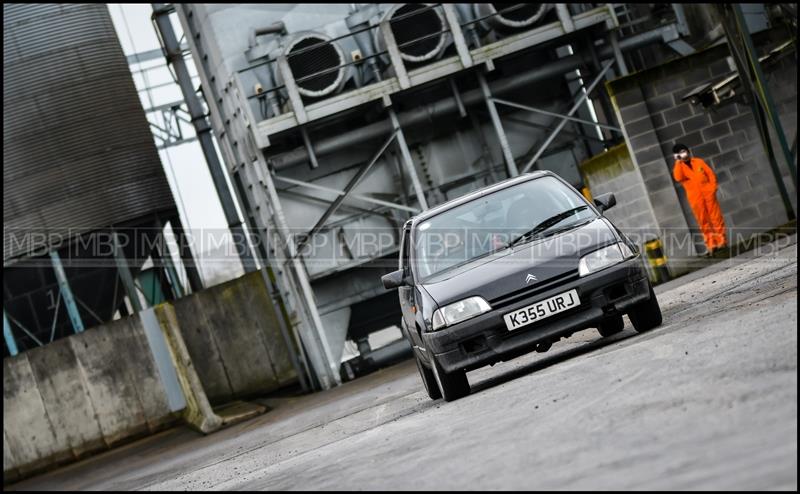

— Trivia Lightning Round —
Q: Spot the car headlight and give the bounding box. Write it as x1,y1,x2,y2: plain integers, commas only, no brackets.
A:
431,296,491,331
578,242,635,277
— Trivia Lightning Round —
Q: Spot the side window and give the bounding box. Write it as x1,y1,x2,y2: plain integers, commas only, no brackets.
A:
399,228,410,271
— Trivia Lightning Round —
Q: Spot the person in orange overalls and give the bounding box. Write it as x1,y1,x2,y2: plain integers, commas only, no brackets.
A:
672,143,727,254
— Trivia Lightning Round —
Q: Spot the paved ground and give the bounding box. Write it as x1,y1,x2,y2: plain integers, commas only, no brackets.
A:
8,235,797,491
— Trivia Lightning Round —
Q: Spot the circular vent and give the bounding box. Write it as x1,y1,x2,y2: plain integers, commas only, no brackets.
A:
285,34,345,98
476,3,552,31
376,4,448,63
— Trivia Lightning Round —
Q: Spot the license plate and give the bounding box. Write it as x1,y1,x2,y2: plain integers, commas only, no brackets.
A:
503,289,580,331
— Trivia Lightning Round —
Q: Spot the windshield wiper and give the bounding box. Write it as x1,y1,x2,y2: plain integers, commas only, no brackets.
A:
507,205,590,248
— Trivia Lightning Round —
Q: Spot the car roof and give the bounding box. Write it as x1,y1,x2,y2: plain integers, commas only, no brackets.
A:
408,170,553,229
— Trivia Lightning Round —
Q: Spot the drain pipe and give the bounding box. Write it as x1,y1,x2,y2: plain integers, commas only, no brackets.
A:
271,25,679,170
153,4,256,273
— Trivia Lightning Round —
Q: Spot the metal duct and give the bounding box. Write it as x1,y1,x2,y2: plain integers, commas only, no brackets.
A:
474,3,553,31
280,32,347,98
375,3,449,63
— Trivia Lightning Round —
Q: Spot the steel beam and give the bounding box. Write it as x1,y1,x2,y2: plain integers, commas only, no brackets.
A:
380,20,411,89
731,4,796,188
299,131,398,249
609,31,629,76
388,107,429,210
521,59,615,174
300,127,320,169
273,174,419,214
277,54,309,124
4,313,44,347
4,311,19,356
169,215,204,293
257,151,341,389
477,69,518,177
556,4,575,33
49,250,85,333
112,232,144,313
449,78,467,118
501,114,606,143
154,215,185,299
442,4,473,69
492,98,622,132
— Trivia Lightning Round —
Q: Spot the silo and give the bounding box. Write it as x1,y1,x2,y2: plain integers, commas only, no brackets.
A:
3,4,187,353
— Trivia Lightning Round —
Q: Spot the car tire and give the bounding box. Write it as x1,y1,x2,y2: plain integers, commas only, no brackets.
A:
415,354,442,400
628,283,663,333
597,314,624,337
431,356,470,402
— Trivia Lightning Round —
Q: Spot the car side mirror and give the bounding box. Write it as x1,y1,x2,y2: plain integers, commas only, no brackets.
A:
381,269,407,289
594,192,616,213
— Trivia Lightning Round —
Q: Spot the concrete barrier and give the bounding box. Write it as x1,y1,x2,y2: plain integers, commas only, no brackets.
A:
172,270,296,405
3,270,298,483
3,316,177,482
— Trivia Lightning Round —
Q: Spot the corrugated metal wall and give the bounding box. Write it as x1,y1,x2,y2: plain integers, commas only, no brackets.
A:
2,3,175,262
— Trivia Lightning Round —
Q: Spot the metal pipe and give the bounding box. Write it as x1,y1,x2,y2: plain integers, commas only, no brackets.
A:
271,26,675,170
4,311,19,356
49,250,85,333
249,22,287,49
152,4,255,272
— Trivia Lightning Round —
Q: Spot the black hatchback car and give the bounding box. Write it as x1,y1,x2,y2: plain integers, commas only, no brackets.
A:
382,171,662,401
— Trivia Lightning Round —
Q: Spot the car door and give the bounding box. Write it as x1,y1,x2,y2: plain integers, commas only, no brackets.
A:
398,226,425,351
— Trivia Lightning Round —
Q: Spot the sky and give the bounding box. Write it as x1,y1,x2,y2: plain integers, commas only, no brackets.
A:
107,4,244,285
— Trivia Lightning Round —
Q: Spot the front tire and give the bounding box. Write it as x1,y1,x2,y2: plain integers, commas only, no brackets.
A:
597,314,624,337
414,353,442,400
628,283,663,332
431,356,470,402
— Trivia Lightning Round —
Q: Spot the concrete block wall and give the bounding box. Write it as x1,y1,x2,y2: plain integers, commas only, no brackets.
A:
580,143,661,239
172,270,297,405
606,83,696,271
606,30,796,266
3,315,177,482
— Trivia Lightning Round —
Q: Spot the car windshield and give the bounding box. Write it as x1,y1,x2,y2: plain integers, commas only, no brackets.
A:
413,176,597,281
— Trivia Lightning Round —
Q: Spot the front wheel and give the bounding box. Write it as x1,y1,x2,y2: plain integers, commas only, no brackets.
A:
431,356,470,402
627,283,663,332
414,353,442,400
597,314,624,337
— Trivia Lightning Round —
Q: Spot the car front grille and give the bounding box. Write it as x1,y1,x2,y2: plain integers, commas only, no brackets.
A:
489,269,581,309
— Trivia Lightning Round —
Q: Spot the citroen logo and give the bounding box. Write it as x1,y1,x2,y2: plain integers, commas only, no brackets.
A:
525,274,538,284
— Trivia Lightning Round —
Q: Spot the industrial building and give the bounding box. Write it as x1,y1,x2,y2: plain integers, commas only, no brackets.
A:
3,2,797,482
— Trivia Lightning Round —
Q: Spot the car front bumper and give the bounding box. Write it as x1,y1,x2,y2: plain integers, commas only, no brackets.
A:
422,256,650,374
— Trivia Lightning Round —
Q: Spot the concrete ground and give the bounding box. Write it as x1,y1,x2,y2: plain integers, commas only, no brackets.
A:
7,235,797,491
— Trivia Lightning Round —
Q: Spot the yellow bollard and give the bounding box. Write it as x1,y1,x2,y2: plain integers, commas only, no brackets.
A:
644,238,671,284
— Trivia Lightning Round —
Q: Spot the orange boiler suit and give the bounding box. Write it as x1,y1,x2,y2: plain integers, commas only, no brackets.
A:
672,157,727,251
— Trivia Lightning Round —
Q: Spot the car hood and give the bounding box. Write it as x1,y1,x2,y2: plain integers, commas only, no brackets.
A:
420,218,618,307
